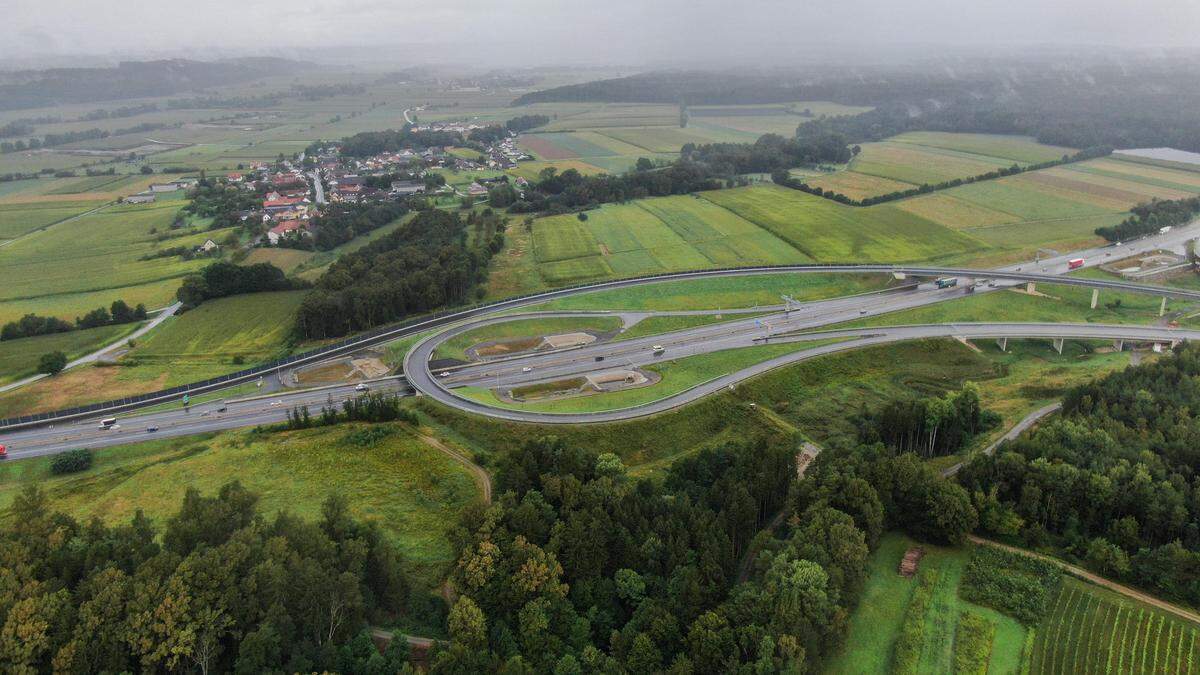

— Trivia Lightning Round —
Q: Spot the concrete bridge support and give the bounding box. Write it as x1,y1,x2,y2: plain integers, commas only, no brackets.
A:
1026,281,1036,294
996,337,1008,352
1113,339,1124,352
1161,297,1169,317
1091,288,1099,309
1053,338,1064,354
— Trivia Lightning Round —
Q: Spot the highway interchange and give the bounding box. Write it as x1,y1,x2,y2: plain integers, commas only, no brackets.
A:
3,223,1200,458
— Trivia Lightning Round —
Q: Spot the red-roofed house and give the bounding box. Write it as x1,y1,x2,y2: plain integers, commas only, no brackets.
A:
267,220,306,245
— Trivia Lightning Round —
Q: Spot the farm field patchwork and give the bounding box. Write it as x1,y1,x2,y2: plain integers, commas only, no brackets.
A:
806,132,1076,200
521,193,816,287
699,184,987,262
0,200,106,240
0,200,228,322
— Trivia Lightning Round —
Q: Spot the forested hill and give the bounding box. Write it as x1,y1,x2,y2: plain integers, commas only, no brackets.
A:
0,57,311,110
511,70,985,106
514,60,1200,152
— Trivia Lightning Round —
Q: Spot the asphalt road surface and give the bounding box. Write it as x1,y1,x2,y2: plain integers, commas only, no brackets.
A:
4,221,1200,455
0,378,412,460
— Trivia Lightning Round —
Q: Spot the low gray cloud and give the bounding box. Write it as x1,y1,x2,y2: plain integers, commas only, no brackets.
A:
3,0,1198,65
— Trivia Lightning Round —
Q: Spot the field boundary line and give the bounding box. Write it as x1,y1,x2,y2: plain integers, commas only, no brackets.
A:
969,535,1200,626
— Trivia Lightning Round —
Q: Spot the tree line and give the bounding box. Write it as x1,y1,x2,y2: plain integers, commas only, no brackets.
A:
1095,195,1200,242
295,208,504,339
176,261,307,308
956,343,1200,607
338,128,465,157
0,482,424,673
1,300,148,341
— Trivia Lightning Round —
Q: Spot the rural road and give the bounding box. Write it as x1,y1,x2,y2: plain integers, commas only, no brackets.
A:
942,402,1062,476
0,302,182,395
408,321,1200,425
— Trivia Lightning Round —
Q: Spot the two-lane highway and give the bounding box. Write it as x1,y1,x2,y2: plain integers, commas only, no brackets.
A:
0,378,412,460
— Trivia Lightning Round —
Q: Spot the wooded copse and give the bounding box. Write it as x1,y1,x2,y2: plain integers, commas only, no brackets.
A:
1094,195,1200,242
295,208,504,339
956,343,1200,607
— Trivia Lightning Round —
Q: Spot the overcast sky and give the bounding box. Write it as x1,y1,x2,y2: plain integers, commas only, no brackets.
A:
5,0,1200,66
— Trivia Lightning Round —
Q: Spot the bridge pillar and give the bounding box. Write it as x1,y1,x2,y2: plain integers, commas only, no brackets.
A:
1026,281,1036,294
1091,288,1099,309
996,337,1007,352
1172,340,1181,349
1053,338,1064,354
1161,297,1168,317
1113,339,1124,352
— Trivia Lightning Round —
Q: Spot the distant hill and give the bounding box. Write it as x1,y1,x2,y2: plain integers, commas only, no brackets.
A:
0,57,312,110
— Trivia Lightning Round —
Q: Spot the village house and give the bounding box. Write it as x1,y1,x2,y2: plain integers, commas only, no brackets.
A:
123,192,156,204
197,239,220,253
267,220,306,245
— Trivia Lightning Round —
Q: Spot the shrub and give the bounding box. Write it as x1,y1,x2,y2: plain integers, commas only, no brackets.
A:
50,449,93,475
960,546,1061,625
38,351,68,376
952,611,995,674
893,569,939,674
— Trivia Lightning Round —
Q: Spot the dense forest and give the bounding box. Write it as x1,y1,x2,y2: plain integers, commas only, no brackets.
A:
295,208,504,338
0,482,424,673
957,344,1200,607
429,423,976,672
0,58,308,111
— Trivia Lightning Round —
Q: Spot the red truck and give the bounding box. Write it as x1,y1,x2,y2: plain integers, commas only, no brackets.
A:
1068,258,1085,270
0,445,7,459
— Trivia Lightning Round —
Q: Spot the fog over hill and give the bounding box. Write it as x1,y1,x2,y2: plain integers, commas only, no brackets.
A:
5,0,1200,67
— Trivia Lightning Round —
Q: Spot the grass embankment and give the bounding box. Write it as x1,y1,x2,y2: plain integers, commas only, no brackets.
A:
824,283,1171,331
613,313,770,341
433,316,621,362
453,340,844,414
0,422,480,564
422,338,1132,477
827,533,1026,674
529,272,895,312
0,291,305,417
0,323,135,384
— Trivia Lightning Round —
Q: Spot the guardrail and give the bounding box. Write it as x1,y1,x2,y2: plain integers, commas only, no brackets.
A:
2,261,1194,431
